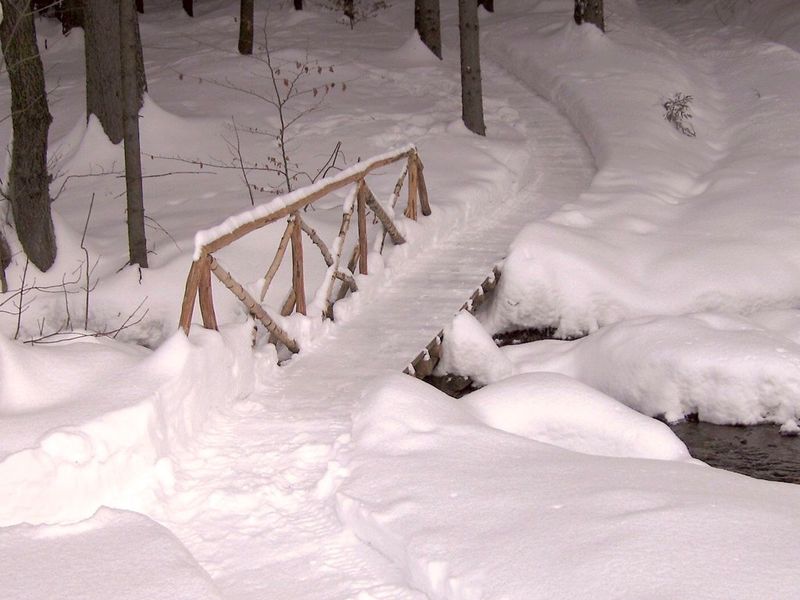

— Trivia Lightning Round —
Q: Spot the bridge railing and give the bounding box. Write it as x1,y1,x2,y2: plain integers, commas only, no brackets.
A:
178,144,431,352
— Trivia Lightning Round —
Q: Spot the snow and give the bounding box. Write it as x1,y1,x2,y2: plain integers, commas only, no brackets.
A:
0,323,254,526
482,0,800,337
1,508,221,600
463,373,692,461
338,374,800,600
501,311,800,428
2,0,800,598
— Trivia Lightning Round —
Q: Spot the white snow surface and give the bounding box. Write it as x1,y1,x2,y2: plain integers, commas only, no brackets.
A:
501,311,800,427
1,0,800,598
463,373,692,461
482,0,800,336
0,324,254,526
338,375,800,600
1,507,221,600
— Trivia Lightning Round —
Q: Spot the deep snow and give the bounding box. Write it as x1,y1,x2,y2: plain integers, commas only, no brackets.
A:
2,0,800,598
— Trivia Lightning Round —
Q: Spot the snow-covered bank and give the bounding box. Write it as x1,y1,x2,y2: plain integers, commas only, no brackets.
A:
338,375,800,600
481,0,800,337
0,324,254,526
439,309,800,430
1,508,220,600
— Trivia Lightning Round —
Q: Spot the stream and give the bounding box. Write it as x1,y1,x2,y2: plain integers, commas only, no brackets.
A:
427,328,799,485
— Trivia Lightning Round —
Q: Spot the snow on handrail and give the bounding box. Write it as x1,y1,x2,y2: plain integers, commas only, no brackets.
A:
179,144,432,347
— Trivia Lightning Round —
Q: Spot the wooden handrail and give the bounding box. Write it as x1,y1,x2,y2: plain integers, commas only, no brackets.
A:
179,145,432,352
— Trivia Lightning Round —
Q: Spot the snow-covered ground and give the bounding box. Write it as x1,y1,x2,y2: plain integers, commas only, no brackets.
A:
2,0,800,598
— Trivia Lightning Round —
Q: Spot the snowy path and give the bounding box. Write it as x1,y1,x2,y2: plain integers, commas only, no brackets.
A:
153,61,595,599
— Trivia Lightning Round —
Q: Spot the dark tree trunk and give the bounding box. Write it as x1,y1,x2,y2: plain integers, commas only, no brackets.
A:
294,0,302,9
343,0,354,26
84,0,146,144
119,0,148,267
574,0,604,32
238,0,253,55
458,0,485,136
478,0,493,12
0,228,10,292
136,0,142,13
0,0,57,271
183,0,192,17
415,0,441,60
58,0,85,33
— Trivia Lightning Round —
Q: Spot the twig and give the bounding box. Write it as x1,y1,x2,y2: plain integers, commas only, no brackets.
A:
80,194,95,330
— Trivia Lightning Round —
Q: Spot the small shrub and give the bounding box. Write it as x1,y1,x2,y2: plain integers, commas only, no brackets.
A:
663,92,696,137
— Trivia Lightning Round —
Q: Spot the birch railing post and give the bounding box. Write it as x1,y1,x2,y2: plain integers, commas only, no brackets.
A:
405,154,419,220
179,259,204,334
363,183,406,246
416,156,432,217
198,255,219,330
290,212,307,315
357,180,369,275
259,219,294,302
209,255,299,353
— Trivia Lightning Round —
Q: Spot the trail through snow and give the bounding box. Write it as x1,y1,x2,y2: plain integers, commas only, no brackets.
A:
151,57,594,599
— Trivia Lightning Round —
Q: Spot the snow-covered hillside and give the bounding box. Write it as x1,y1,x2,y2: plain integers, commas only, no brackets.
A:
1,1,799,598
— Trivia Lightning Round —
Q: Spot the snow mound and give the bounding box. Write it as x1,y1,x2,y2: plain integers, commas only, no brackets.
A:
463,373,691,461
339,374,800,600
0,507,221,600
0,324,254,526
436,311,512,385
503,312,800,428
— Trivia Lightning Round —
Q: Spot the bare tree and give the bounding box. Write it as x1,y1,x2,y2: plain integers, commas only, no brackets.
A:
415,0,441,59
119,0,147,266
458,0,485,135
574,0,604,32
84,0,146,143
239,0,253,55
0,0,57,271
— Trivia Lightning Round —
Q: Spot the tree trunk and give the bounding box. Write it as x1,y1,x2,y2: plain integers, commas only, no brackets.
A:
60,0,85,32
294,0,302,10
415,0,441,60
119,0,147,267
574,0,604,32
478,0,493,12
183,0,192,17
458,0,485,136
0,0,57,271
238,0,253,55
84,0,146,144
136,0,142,13
1,226,12,292
343,0,354,26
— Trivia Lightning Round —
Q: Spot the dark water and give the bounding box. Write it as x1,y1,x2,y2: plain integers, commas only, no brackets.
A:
669,421,800,484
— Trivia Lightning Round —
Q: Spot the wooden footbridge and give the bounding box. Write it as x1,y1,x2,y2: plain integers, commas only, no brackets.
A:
177,143,497,376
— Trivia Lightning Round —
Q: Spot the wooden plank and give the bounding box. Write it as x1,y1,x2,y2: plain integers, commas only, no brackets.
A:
357,181,369,275
201,150,415,255
290,213,307,315
363,183,406,246
197,256,218,330
178,259,204,334
208,255,299,353
259,219,294,302
405,155,419,220
416,156,432,217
